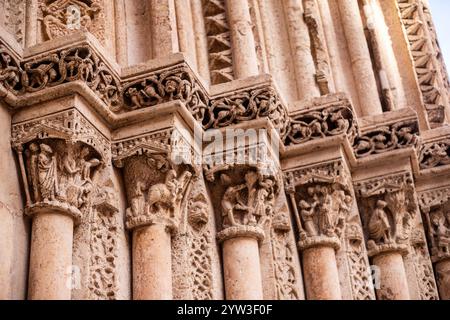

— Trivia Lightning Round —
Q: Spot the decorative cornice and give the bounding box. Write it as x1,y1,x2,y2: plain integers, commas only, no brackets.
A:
285,93,358,146
418,137,450,170
353,118,419,158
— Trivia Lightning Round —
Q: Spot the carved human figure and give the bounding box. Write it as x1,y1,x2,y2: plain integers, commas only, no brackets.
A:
368,200,391,245
63,144,80,184
79,146,101,182
27,143,41,202
128,181,146,218
37,144,59,202
319,186,335,236
430,210,450,255
299,199,318,237
251,177,274,226
220,174,247,228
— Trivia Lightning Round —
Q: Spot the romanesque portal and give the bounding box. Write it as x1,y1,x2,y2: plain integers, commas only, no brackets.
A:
0,0,449,300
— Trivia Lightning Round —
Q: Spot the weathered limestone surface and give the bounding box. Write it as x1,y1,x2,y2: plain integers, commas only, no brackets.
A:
0,0,449,301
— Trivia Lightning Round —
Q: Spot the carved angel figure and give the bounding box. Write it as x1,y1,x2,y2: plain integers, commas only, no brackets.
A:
368,200,391,245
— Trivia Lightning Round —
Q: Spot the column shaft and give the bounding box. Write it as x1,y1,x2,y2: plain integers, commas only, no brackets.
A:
337,0,383,116
222,237,264,300
28,213,74,300
132,224,173,300
150,0,179,58
372,252,410,300
225,0,259,78
283,0,320,100
435,259,450,300
302,246,342,300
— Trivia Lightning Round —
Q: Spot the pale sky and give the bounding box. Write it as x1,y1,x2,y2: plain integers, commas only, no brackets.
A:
429,0,450,67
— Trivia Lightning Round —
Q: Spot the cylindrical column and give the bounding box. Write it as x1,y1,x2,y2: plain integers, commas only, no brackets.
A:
25,0,39,47
218,226,265,300
372,252,410,300
132,223,173,300
337,0,383,116
302,246,342,300
150,0,179,58
175,0,198,70
225,0,259,78
114,0,128,65
28,212,74,300
222,236,264,300
283,0,320,100
435,259,450,300
191,0,211,84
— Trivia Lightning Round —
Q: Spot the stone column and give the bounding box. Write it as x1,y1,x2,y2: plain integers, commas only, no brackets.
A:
114,0,128,65
225,0,259,78
301,245,342,300
371,250,410,300
115,153,193,300
218,226,265,300
12,109,111,300
150,0,179,58
284,163,356,300
131,221,174,300
337,0,383,116
435,259,450,300
28,208,77,300
282,0,320,100
174,0,197,70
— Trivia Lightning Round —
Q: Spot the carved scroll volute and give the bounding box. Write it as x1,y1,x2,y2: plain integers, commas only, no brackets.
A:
13,138,105,224
204,164,281,243
114,153,193,233
284,162,353,251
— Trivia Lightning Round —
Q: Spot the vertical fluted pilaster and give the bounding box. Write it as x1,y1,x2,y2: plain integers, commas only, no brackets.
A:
150,0,179,58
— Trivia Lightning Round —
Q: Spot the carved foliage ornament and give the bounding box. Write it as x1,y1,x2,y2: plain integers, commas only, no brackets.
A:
353,120,419,158
285,95,358,146
418,139,450,169
0,44,120,109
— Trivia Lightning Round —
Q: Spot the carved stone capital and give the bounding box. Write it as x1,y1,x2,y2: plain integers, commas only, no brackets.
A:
355,172,417,257
285,160,353,251
418,185,450,263
11,109,110,224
